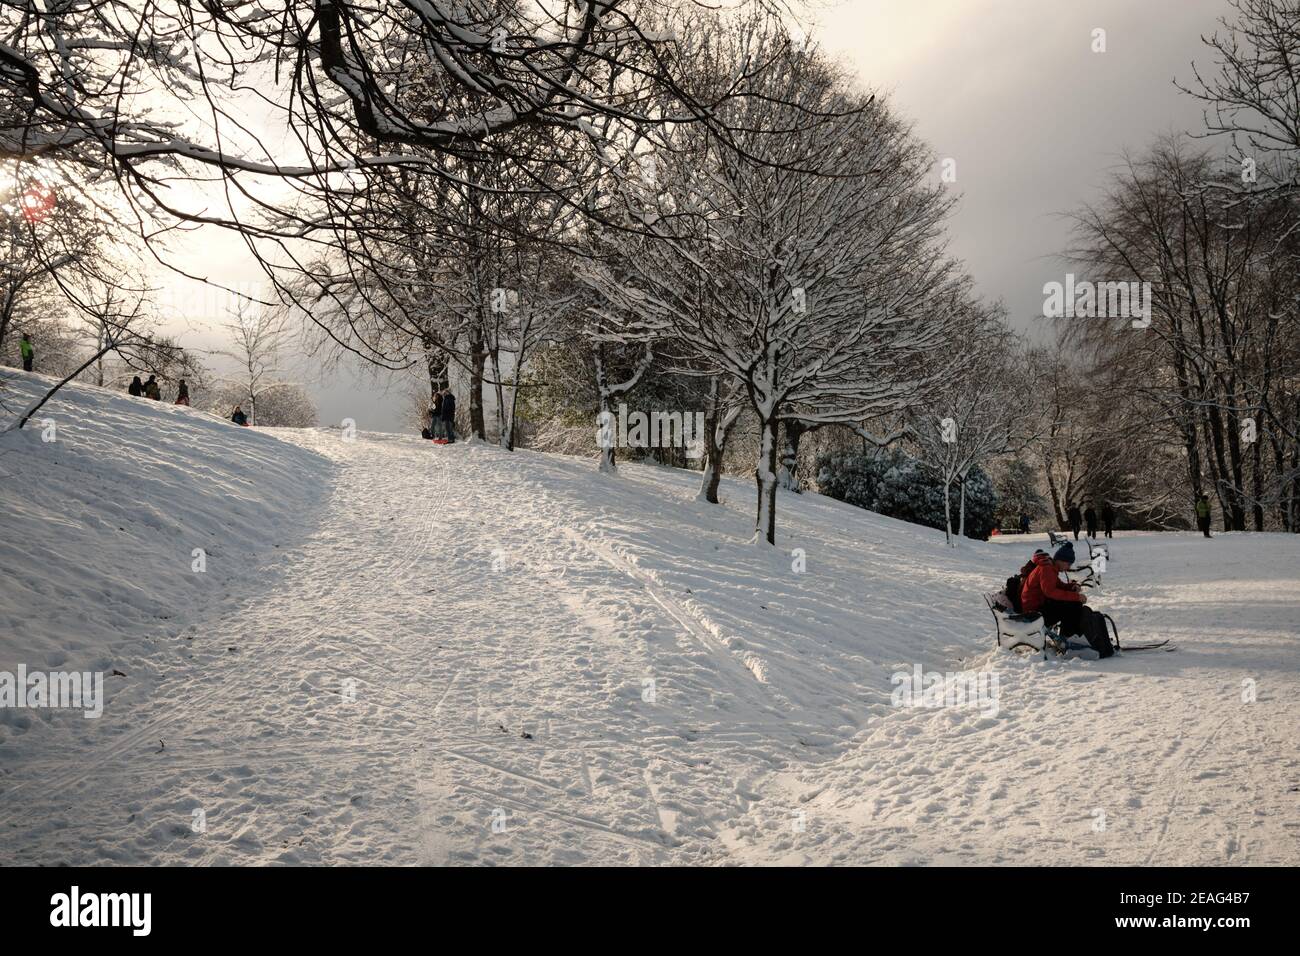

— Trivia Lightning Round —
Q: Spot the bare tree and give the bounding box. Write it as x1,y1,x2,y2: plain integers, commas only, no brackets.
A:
219,303,293,426
910,312,1029,546
581,41,963,544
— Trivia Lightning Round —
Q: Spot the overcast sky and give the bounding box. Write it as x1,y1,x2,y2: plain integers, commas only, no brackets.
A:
161,0,1234,434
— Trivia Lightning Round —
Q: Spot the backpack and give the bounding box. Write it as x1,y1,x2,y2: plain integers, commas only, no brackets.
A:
1004,575,1023,613
1003,557,1040,615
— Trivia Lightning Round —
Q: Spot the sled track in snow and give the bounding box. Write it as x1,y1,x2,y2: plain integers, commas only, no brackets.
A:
558,525,785,709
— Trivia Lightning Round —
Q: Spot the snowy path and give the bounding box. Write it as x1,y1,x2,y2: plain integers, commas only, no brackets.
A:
1,415,1296,865
1,431,819,864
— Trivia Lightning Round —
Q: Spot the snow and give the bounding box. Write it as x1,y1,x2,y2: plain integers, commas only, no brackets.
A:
1,369,1297,865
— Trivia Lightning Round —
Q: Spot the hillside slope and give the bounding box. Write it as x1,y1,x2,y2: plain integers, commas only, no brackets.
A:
0,371,330,729
0,371,1296,865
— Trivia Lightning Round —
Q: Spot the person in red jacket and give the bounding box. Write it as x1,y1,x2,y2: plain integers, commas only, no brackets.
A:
1021,543,1086,635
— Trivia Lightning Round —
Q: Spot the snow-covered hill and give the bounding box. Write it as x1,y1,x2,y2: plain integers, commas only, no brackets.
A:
0,371,328,676
1,369,1297,865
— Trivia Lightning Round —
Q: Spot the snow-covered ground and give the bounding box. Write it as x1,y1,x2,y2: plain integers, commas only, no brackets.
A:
1,370,1296,865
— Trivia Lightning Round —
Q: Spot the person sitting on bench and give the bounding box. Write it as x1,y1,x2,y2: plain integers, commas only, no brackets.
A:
1020,543,1086,636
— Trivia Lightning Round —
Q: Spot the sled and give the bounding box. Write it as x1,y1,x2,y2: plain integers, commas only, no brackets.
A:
985,594,1152,659
1117,639,1175,653
984,593,1061,659
432,438,450,444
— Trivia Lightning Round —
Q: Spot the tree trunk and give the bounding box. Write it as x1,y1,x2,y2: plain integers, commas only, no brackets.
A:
777,419,807,492
699,384,740,504
958,476,968,541
1252,424,1265,531
594,346,617,474
1224,398,1248,530
699,377,723,502
489,346,509,446
502,366,520,452
754,416,779,545
468,323,487,441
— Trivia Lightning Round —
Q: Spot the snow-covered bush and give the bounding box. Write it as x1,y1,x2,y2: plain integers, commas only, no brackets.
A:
816,448,998,540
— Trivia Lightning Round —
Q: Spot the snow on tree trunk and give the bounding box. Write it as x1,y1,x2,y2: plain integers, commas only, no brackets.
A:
592,342,652,475
593,346,620,474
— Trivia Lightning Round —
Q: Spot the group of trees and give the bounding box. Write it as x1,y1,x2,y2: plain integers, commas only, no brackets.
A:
30,2,1300,541
2,0,1030,544
1041,0,1300,532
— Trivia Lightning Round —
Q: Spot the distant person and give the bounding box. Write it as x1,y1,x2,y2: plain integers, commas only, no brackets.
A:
1196,494,1212,538
430,391,443,440
128,375,143,397
1084,504,1098,539
143,375,161,400
1067,502,1082,541
439,388,456,443
175,379,190,406
1101,502,1115,538
1020,542,1087,637
231,405,248,427
19,332,34,371
1019,513,1031,535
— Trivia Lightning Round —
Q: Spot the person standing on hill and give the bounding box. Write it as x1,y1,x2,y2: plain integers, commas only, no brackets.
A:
175,380,191,406
1019,512,1031,535
1067,502,1082,541
143,375,161,400
128,375,143,397
19,333,34,371
1101,502,1115,538
1084,504,1098,539
1196,494,1213,538
439,387,457,443
430,391,443,440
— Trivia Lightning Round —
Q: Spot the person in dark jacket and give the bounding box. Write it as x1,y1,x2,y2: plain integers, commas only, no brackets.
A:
143,375,161,400
1066,502,1082,540
1019,513,1031,535
175,379,190,406
1084,504,1098,539
1196,494,1212,537
430,391,443,440
19,332,34,371
1021,543,1087,636
1101,502,1115,538
439,388,456,443
128,375,143,397
231,405,248,426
